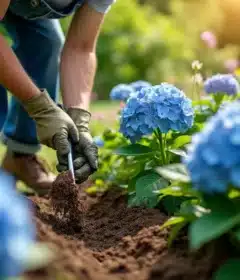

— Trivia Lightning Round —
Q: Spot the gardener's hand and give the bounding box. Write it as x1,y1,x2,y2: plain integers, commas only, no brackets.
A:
22,89,79,154
56,107,98,183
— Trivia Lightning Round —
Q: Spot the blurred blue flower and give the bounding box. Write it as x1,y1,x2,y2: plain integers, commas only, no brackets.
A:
0,169,35,277
204,74,239,95
149,83,194,133
120,83,194,142
130,80,152,92
93,136,104,147
120,87,155,142
110,84,135,101
184,101,240,193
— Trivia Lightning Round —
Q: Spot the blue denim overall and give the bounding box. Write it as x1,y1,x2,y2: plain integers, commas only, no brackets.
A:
0,0,83,154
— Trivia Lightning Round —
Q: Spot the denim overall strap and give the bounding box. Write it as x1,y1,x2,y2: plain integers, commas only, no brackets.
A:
9,0,84,20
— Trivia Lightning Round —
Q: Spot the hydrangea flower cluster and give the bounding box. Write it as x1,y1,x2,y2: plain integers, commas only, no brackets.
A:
120,83,194,142
119,88,153,142
204,74,239,95
110,84,135,101
110,81,152,102
0,170,35,277
150,84,194,133
130,80,152,92
184,101,240,193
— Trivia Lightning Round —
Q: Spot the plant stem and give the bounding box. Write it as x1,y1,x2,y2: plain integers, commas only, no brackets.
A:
156,128,166,165
213,93,224,112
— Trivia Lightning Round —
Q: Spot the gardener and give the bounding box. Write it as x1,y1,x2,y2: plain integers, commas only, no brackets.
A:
0,0,114,195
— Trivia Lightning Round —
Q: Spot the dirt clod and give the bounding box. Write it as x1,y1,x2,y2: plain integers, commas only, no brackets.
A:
50,171,84,228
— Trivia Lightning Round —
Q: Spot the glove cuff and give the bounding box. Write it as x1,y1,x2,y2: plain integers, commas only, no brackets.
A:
67,107,91,132
22,89,55,119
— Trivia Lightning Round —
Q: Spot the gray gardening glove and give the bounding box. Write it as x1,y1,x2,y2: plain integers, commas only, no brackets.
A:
22,90,79,155
56,107,98,183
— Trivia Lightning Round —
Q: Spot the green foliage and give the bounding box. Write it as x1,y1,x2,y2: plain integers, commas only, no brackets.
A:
213,259,240,280
189,195,240,250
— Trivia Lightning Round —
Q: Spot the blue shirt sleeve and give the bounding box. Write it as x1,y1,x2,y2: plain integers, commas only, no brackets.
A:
87,0,116,14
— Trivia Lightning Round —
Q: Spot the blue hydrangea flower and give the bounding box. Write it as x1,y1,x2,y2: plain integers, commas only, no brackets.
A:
149,83,194,133
110,84,135,101
184,101,240,193
0,170,35,277
119,87,155,142
204,74,240,95
120,83,194,142
93,136,104,147
130,80,152,92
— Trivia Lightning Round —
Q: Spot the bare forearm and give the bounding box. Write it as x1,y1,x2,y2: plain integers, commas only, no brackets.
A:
0,35,40,101
60,47,97,110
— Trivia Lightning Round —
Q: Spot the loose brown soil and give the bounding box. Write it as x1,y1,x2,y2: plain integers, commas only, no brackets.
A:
26,181,233,280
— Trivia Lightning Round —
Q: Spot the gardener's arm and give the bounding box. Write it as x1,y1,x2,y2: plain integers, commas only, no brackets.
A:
60,3,105,109
0,1,79,156
58,1,114,182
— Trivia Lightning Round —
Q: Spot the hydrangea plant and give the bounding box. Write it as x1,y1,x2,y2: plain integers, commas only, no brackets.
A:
203,74,240,112
184,101,240,193
110,84,135,101
130,80,152,92
110,80,152,102
204,74,239,96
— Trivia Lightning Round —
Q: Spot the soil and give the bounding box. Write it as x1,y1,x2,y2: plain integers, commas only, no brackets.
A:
25,181,233,280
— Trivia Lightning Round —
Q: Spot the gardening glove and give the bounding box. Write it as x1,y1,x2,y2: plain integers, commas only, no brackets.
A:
22,89,79,155
56,107,98,184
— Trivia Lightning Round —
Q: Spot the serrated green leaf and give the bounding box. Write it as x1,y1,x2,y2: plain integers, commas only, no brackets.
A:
23,243,54,271
155,164,190,183
189,210,240,250
128,170,156,193
136,172,169,198
213,259,240,280
161,196,191,215
115,144,154,156
159,216,185,230
135,171,169,208
128,192,159,208
172,135,191,149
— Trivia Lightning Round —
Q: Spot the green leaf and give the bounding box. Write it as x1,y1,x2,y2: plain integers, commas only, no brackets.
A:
135,171,169,208
213,259,240,280
203,194,238,213
128,192,142,207
179,201,208,220
168,221,188,247
128,192,159,208
172,135,191,149
232,227,240,242
23,243,54,271
160,216,186,230
168,149,187,158
128,170,156,193
155,164,190,183
161,196,191,215
136,171,169,197
115,144,154,156
189,210,240,250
